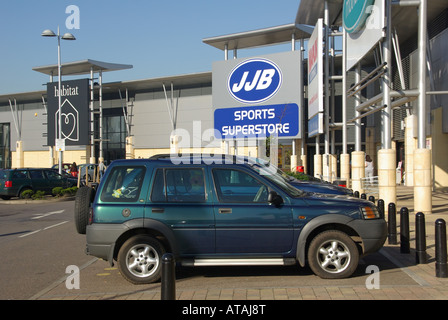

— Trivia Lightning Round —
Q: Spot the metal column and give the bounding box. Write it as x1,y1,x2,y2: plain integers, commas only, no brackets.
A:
418,0,427,148
382,0,392,149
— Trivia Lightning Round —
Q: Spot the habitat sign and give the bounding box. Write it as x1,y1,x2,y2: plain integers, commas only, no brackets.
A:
47,79,89,146
213,51,301,139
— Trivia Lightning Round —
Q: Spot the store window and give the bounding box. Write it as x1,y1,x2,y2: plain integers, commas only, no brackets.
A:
0,123,11,169
95,108,126,164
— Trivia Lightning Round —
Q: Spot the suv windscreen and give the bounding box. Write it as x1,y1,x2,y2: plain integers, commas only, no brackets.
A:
100,166,146,202
250,164,303,198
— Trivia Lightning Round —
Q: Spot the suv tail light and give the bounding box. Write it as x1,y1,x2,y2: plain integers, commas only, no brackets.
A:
88,207,94,225
4,181,12,188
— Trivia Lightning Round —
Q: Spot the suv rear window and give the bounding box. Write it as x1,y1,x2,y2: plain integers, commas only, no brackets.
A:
100,166,146,202
151,168,206,203
12,170,28,179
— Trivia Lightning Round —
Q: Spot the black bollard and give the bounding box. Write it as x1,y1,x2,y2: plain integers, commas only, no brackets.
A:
388,203,397,245
415,212,427,264
161,253,176,300
435,219,448,278
377,199,385,219
361,193,366,199
400,207,410,254
368,195,375,203
354,191,359,198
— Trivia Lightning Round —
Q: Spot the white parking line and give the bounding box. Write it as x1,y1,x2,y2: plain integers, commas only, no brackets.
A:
18,221,69,238
31,210,65,220
44,221,69,230
19,230,42,238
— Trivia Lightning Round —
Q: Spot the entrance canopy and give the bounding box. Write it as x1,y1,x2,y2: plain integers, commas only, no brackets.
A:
203,23,314,51
33,59,133,76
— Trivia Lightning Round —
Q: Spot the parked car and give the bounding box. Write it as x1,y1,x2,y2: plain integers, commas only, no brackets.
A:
249,158,354,196
51,163,72,173
78,164,98,181
0,168,77,200
75,154,387,284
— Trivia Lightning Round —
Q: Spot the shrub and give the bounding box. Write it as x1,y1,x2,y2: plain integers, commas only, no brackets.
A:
52,187,64,197
286,172,311,181
32,190,46,200
62,186,78,196
20,189,34,199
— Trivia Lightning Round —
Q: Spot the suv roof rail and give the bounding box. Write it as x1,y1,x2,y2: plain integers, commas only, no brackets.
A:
149,153,223,159
148,153,258,164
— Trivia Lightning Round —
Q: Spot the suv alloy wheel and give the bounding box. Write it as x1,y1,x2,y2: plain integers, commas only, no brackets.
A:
307,230,359,279
117,235,166,285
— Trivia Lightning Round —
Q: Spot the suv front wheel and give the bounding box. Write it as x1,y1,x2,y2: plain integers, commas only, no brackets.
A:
118,235,165,284
307,230,359,279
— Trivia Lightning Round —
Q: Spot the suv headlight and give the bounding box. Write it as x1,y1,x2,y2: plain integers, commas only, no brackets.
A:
361,206,380,219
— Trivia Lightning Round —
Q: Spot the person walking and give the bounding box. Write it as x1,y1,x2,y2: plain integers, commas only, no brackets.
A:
70,162,78,178
365,155,374,182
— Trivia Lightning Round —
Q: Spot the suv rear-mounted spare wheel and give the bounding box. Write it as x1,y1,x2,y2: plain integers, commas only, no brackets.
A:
74,186,95,235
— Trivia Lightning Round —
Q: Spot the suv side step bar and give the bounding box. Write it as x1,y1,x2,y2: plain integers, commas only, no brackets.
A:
181,258,296,267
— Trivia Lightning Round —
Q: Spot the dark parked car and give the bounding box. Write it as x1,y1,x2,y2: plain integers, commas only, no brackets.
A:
75,154,387,285
245,157,354,196
0,168,78,200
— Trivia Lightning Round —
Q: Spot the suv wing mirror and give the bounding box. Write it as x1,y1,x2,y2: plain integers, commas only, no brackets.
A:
268,191,283,207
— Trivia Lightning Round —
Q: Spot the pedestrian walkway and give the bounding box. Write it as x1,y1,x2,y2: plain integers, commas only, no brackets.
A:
33,186,448,301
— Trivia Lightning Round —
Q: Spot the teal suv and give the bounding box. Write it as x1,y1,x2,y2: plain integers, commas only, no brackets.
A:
75,154,387,284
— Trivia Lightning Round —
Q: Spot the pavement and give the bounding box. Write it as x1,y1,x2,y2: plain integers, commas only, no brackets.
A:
31,185,448,301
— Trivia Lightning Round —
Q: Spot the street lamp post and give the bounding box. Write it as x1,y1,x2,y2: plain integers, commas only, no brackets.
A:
41,26,76,174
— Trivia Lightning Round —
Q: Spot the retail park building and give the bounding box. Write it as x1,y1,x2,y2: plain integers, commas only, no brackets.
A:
1,0,448,214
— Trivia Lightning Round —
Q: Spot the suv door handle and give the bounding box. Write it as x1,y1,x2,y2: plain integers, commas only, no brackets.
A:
152,208,165,213
218,208,232,214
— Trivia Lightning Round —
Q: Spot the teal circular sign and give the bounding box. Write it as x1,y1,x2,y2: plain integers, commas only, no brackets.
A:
343,0,375,33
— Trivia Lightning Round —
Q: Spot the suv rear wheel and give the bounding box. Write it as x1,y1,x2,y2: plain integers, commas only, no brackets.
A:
307,230,359,279
118,235,165,285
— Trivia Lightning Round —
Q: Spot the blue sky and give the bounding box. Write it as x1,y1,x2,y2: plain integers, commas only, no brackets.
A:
0,0,301,95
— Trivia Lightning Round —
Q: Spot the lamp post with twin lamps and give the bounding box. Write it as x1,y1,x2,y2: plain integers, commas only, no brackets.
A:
41,26,76,174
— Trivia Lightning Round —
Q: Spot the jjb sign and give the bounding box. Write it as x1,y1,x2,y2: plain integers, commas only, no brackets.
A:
213,51,301,139
227,58,282,104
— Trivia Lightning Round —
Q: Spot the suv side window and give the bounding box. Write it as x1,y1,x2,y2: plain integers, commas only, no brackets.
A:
151,168,206,203
100,166,146,202
212,168,269,203
30,170,45,179
45,170,62,180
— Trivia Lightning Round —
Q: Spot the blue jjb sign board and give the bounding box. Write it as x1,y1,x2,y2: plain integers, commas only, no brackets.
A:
213,51,301,140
